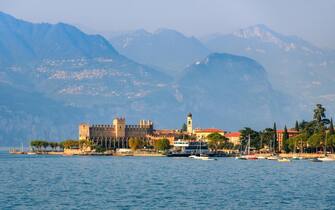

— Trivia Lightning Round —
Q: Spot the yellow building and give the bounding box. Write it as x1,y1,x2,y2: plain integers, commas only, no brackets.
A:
225,132,241,146
194,128,225,141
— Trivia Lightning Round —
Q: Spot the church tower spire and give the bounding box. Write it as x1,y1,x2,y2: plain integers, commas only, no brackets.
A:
187,113,193,134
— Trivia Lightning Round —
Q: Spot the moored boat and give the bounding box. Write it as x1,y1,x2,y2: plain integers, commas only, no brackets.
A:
267,155,279,160
311,158,322,162
240,154,258,160
278,158,291,162
189,154,216,161
317,157,335,162
291,156,300,160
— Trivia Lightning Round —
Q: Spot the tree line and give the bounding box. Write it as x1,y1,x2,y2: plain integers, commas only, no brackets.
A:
129,137,170,152
238,104,335,153
30,139,79,151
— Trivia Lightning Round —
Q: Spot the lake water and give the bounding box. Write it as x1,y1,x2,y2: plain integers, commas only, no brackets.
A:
1,151,335,210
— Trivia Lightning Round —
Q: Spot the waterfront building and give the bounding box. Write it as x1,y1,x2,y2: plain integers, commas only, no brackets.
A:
194,128,225,141
277,129,299,150
225,132,241,146
148,129,180,145
79,117,154,149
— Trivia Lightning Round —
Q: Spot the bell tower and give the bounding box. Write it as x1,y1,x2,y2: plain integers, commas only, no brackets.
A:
187,113,193,134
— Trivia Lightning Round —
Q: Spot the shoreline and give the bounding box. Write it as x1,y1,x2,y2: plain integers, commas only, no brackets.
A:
8,150,335,159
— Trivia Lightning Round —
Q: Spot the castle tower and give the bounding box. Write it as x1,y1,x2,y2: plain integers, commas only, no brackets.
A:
79,123,90,140
187,113,193,134
113,117,126,138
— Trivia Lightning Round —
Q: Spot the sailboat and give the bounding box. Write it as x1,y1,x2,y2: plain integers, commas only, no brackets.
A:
239,135,257,160
189,140,216,160
317,131,335,162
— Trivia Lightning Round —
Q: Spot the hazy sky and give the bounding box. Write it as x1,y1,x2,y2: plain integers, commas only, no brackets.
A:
0,0,334,48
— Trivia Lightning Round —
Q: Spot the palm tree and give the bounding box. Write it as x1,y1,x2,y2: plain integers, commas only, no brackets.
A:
313,104,326,123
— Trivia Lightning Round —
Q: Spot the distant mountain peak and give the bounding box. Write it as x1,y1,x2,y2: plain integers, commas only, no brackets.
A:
232,24,301,51
109,28,210,76
234,24,281,41
154,28,184,36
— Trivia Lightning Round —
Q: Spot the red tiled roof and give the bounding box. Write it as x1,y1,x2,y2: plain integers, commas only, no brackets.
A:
225,132,241,137
276,129,299,133
194,128,224,133
154,129,178,135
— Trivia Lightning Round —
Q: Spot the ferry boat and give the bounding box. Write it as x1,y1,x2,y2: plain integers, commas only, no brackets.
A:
168,140,209,157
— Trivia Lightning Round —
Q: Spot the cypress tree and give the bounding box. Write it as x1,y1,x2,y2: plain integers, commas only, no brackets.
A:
329,118,334,135
295,121,299,132
283,125,290,153
273,122,277,153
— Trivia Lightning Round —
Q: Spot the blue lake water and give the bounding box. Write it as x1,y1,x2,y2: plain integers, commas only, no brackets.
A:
1,151,335,210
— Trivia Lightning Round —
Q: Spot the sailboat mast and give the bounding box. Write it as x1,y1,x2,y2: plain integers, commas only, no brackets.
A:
248,134,251,155
324,131,327,156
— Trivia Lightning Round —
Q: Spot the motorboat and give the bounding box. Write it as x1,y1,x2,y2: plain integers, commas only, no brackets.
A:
278,158,291,162
240,155,258,160
189,154,216,161
311,158,322,162
267,155,279,160
317,157,335,162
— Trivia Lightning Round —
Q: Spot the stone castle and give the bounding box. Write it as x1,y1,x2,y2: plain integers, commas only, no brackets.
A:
79,118,154,149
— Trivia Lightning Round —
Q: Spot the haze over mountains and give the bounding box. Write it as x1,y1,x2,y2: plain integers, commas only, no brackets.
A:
203,24,335,111
109,29,210,76
0,11,333,146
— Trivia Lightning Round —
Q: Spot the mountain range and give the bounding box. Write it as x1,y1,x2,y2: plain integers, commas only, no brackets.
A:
109,28,210,76
202,24,335,113
0,11,328,146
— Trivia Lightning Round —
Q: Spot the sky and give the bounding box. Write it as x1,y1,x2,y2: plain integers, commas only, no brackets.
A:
0,0,334,49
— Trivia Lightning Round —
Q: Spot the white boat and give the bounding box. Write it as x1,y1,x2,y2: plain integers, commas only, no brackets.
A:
257,156,266,160
189,140,216,160
27,152,37,155
238,135,257,160
317,157,335,162
189,155,216,161
267,155,279,160
278,158,291,162
240,154,258,160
